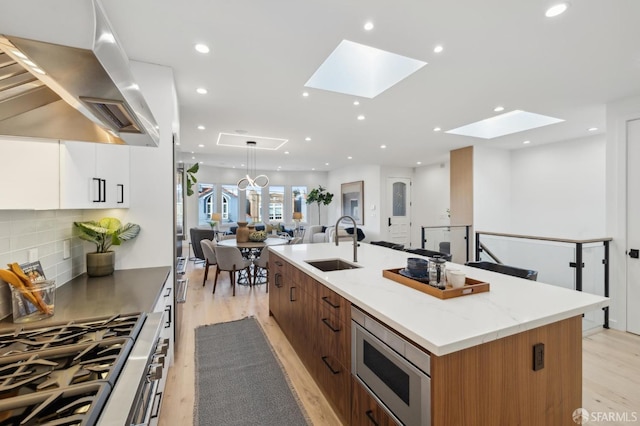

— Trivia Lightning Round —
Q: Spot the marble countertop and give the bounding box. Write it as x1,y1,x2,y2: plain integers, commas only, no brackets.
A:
270,243,609,356
0,266,171,330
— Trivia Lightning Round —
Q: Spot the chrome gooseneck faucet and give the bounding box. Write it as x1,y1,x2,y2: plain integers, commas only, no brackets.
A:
335,215,358,262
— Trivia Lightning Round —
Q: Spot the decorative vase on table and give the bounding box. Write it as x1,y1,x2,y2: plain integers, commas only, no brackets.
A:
86,251,115,277
236,222,250,243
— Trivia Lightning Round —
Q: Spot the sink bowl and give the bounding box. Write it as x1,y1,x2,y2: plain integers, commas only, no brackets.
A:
305,258,362,272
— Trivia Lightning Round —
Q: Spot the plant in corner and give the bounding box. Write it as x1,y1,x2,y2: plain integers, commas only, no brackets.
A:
306,185,334,225
74,217,141,277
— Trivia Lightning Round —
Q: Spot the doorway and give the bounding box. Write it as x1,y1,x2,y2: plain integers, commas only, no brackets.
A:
626,118,640,335
386,177,411,247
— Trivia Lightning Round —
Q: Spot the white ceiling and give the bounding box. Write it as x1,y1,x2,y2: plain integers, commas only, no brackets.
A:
100,0,640,172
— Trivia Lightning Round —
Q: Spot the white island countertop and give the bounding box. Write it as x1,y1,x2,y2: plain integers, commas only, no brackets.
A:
270,242,609,356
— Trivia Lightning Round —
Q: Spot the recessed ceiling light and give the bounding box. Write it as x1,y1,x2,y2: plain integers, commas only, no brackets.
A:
284,151,290,155
545,2,569,17
417,161,422,165
446,110,564,139
380,145,387,149
347,156,353,160
196,87,207,94
305,40,427,99
494,106,505,112
197,125,205,130
353,100,360,106
433,127,441,132
302,91,309,97
198,144,204,148
195,43,210,54
176,142,180,146
305,137,311,141
325,163,329,166
364,22,374,31
312,168,316,171
192,156,195,160
523,140,531,144
588,127,598,132
199,161,203,164
433,45,443,53
357,115,365,120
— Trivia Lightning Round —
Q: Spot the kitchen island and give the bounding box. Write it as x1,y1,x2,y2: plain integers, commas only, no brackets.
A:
269,243,609,425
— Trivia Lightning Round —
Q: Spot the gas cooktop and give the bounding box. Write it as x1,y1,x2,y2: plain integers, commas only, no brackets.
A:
0,313,146,425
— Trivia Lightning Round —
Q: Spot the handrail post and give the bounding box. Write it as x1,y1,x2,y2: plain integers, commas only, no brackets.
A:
575,242,583,292
475,232,481,261
603,240,610,329
421,226,426,249
465,225,470,263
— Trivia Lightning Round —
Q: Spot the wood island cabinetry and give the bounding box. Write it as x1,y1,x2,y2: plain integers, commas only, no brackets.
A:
269,253,351,424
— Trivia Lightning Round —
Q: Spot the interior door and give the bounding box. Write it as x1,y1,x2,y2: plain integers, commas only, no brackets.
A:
386,177,411,247
627,118,640,335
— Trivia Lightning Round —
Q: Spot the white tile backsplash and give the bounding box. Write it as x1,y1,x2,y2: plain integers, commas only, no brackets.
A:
0,209,85,318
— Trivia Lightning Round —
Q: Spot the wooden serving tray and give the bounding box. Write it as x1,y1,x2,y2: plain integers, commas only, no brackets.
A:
382,268,490,299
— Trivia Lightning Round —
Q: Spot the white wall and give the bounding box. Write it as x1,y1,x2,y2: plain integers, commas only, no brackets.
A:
510,135,606,238
329,165,381,242
606,94,640,331
473,146,512,233
413,162,450,248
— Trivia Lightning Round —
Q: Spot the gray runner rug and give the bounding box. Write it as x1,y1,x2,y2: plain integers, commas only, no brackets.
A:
194,317,311,426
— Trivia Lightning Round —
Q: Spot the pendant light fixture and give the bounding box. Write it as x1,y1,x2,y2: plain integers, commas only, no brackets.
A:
237,141,269,190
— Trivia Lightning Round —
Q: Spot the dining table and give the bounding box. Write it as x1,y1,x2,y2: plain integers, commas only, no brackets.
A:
217,237,291,285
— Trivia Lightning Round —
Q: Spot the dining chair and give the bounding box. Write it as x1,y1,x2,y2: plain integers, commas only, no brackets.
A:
213,245,253,296
252,246,269,292
288,237,303,245
200,239,218,287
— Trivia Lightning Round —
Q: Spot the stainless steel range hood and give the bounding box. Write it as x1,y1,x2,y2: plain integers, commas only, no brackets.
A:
0,0,159,146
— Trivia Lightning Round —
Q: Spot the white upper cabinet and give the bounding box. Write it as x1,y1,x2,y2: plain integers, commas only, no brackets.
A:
0,138,60,210
59,141,130,209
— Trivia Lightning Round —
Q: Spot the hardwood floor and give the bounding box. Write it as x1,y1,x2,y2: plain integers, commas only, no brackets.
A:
158,260,342,426
159,260,640,426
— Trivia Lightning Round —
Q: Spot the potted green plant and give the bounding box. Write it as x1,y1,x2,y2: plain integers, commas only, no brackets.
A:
306,185,334,225
74,217,141,277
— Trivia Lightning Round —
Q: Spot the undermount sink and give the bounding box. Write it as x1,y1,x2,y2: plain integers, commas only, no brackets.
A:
305,258,362,272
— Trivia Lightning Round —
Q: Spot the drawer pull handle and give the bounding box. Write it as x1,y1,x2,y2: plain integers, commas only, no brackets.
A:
275,261,283,266
365,410,380,426
290,286,296,302
321,318,340,333
321,356,340,375
275,273,283,288
322,296,340,309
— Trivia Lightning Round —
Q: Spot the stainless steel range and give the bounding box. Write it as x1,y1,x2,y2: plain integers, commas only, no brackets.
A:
0,312,166,425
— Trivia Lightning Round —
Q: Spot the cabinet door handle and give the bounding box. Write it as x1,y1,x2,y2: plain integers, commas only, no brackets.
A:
92,178,101,202
365,410,380,426
275,261,283,266
100,179,106,202
321,356,340,375
289,286,296,302
322,296,340,309
164,287,172,297
164,305,172,328
321,318,340,333
117,184,124,204
275,273,283,288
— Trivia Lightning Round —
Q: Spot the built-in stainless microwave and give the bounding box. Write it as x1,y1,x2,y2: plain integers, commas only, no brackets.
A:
351,306,431,426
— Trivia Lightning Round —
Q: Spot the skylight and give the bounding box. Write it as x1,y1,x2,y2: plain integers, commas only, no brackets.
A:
304,40,427,99
445,110,564,139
